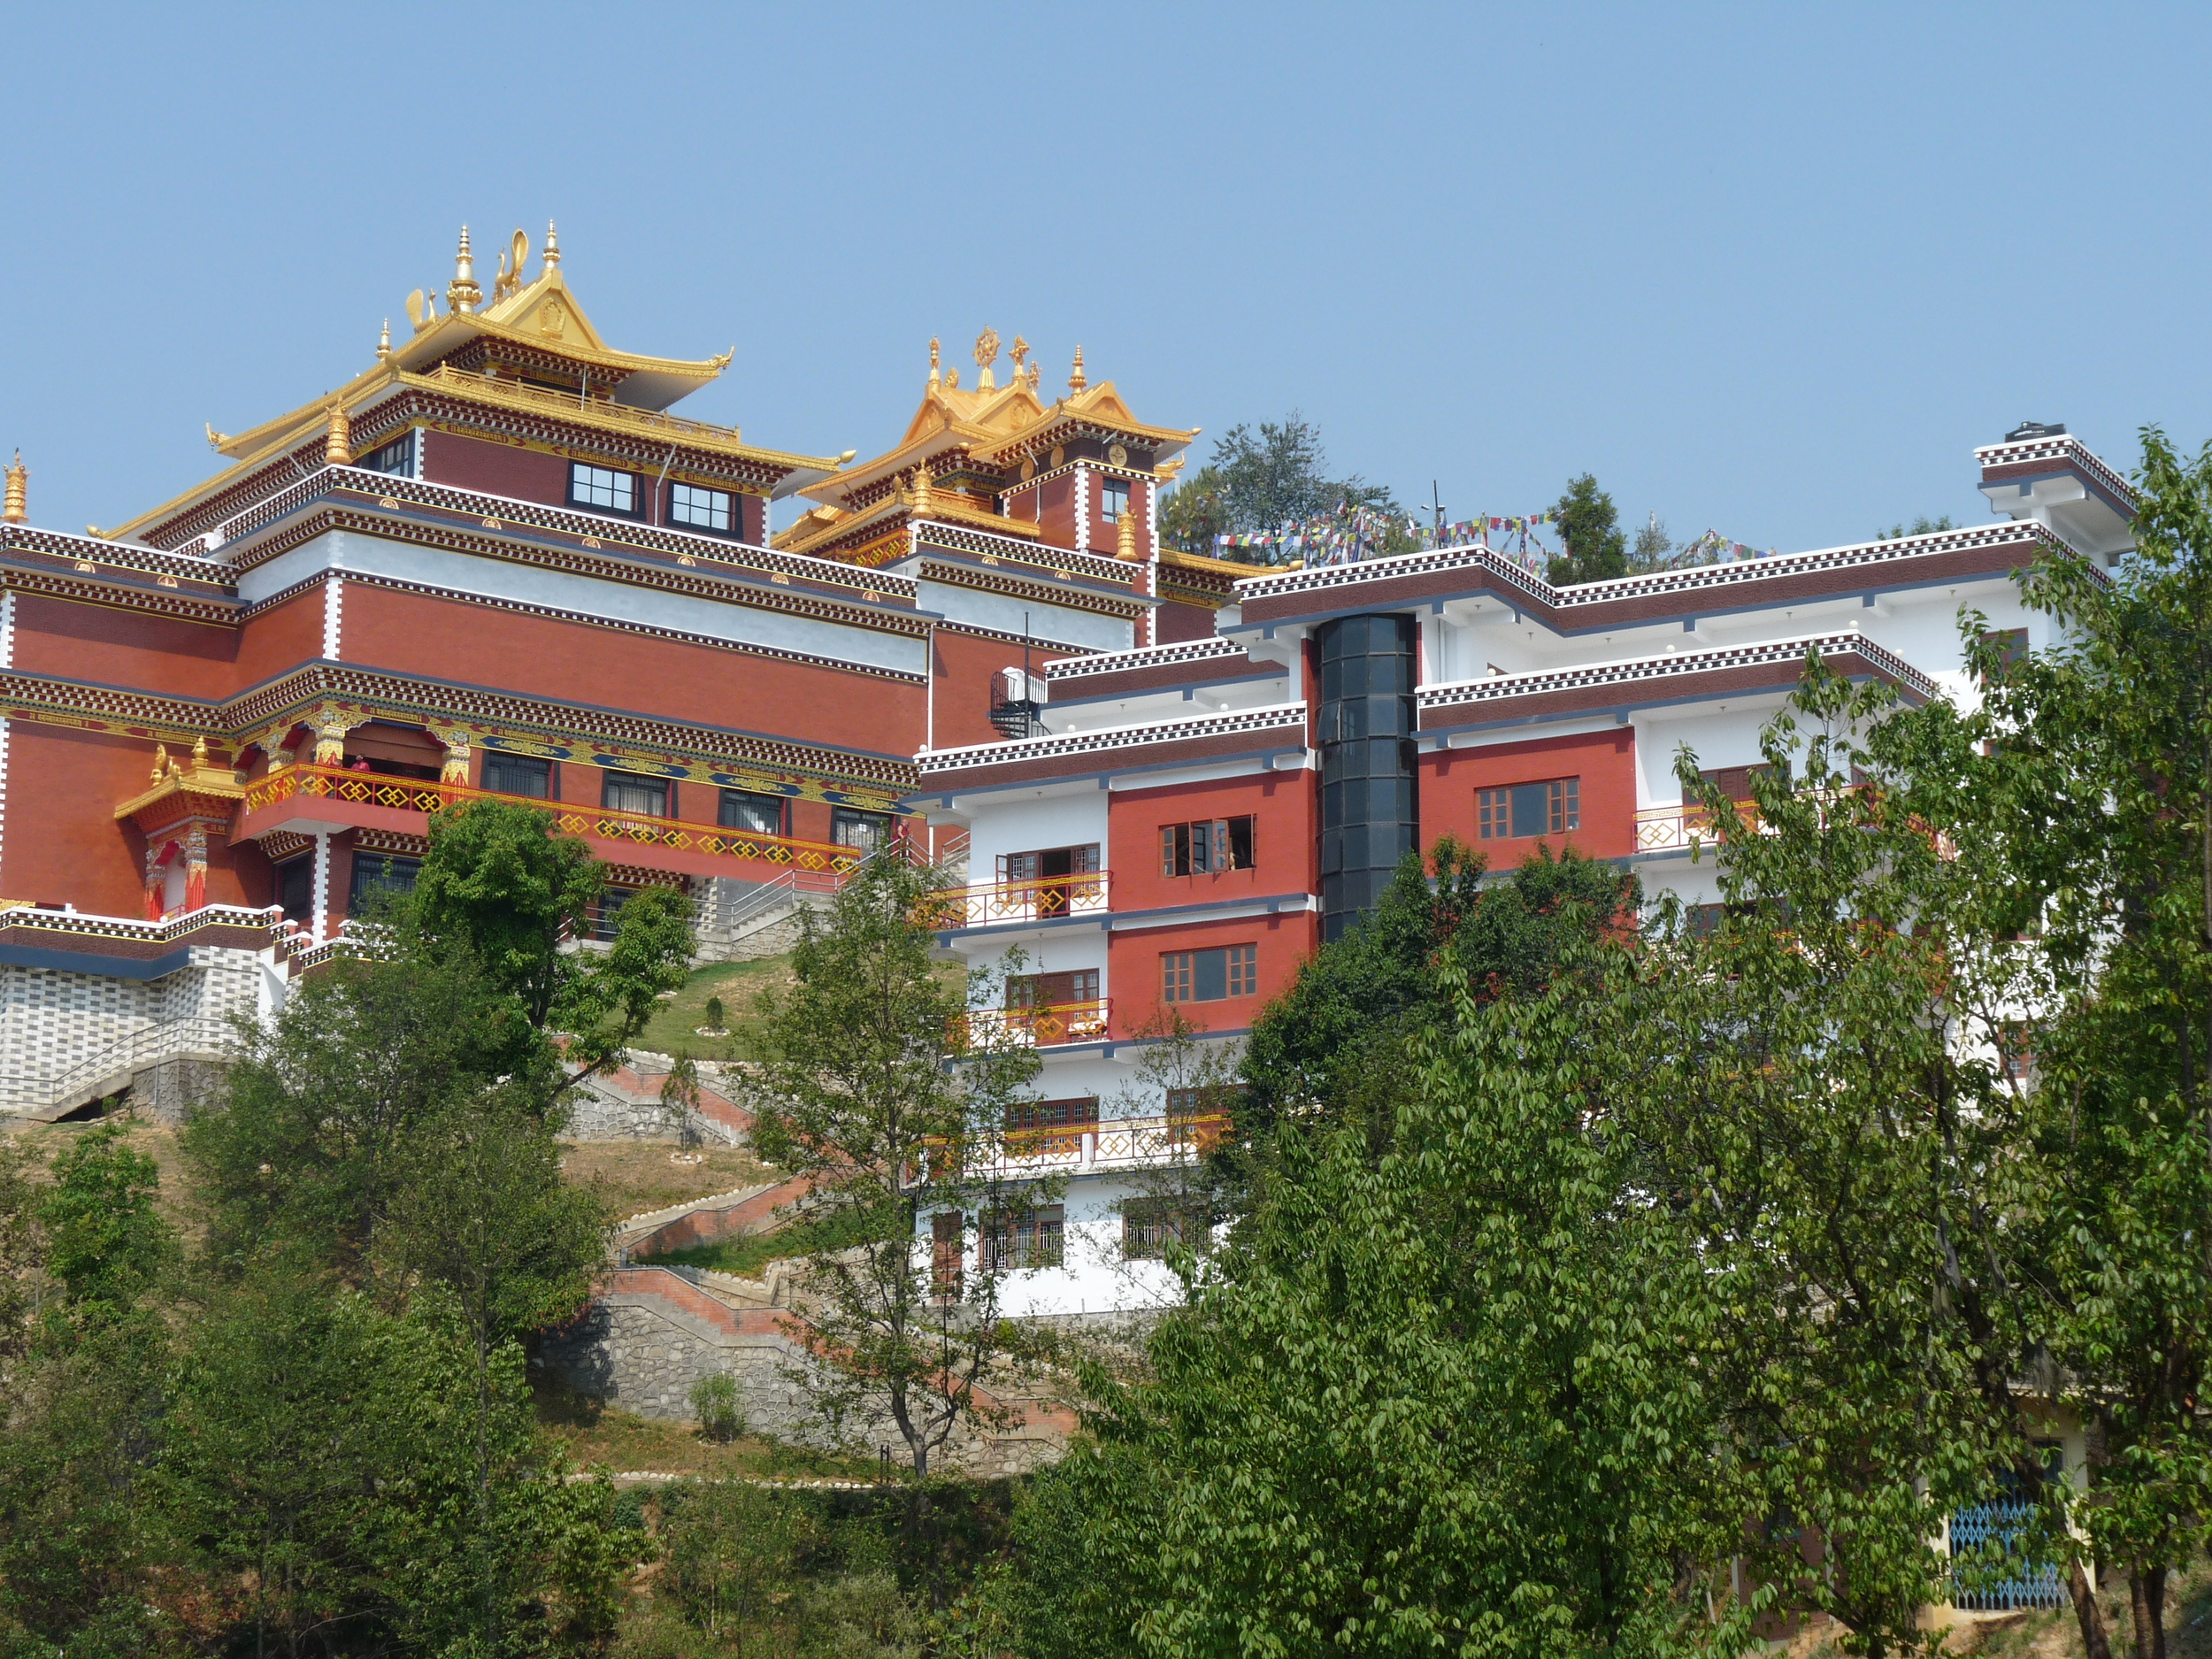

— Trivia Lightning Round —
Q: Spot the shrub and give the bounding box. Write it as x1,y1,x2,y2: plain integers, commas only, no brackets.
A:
704,995,725,1031
689,1371,743,1442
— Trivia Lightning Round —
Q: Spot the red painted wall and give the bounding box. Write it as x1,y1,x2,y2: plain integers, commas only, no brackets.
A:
334,583,924,757
929,627,1079,752
1035,474,1076,548
236,588,331,682
1418,726,1638,864
1108,770,1317,918
6,725,180,914
424,430,572,509
1154,595,1218,643
1107,910,1317,1040
12,596,239,700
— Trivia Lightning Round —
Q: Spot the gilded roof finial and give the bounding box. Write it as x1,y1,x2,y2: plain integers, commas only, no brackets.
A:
1068,345,1087,394
1118,493,1138,560
493,228,528,303
543,219,561,270
191,734,209,767
973,326,1000,393
150,744,168,784
1010,335,1030,387
377,319,391,362
910,457,933,511
928,337,941,390
1027,357,1041,391
3,452,26,525
325,402,351,466
447,226,481,315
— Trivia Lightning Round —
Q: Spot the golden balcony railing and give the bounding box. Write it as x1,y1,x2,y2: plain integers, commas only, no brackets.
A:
1633,799,1761,853
918,871,1110,929
242,763,870,876
955,998,1112,1049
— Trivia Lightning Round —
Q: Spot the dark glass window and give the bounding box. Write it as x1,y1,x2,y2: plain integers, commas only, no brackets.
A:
669,483,736,535
1006,970,1099,1010
997,845,1102,880
932,1212,964,1301
275,856,315,926
568,462,637,515
1101,479,1130,522
602,771,669,817
1007,1096,1100,1135
347,853,419,911
1124,1198,1208,1259
359,433,415,476
718,789,785,835
483,752,552,798
1161,944,1257,1003
592,887,636,942
833,808,892,853
980,1204,1064,1270
1317,613,1418,941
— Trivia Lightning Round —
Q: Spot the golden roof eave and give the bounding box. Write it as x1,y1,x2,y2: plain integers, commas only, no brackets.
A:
776,492,1041,560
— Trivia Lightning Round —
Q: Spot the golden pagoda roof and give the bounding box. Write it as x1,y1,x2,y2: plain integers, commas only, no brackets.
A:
107,227,843,543
797,337,1196,512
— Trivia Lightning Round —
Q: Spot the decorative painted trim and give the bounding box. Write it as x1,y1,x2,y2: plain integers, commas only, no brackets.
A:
911,520,1135,589
1044,636,1246,681
311,832,329,942
1073,468,1090,555
910,559,1148,622
1417,631,1937,715
321,575,342,660
917,701,1307,776
1973,434,2139,510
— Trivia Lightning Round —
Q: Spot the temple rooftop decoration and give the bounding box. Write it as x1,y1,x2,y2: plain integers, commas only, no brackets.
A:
109,224,847,544
774,330,1196,564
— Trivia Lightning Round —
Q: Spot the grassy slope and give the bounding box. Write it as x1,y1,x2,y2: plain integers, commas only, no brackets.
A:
631,953,798,1064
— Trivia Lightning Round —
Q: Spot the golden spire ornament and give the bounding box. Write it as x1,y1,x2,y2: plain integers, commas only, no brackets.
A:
446,226,481,314
325,403,351,466
377,319,391,362
3,452,27,525
1068,345,1087,394
973,326,1000,392
910,457,933,511
1118,492,1138,560
928,336,941,389
542,219,560,271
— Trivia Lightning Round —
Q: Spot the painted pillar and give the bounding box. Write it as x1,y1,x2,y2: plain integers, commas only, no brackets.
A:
311,831,331,942
142,845,166,921
183,826,209,913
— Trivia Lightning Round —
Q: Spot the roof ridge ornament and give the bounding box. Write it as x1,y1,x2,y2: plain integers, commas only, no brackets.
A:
1068,344,1086,394
543,219,560,271
492,227,529,304
376,319,391,362
2,451,23,524
974,326,1000,392
325,402,351,466
1009,335,1030,388
447,226,481,315
928,337,941,390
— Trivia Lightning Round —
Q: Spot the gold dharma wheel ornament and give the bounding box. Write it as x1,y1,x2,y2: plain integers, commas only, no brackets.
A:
1108,442,1129,467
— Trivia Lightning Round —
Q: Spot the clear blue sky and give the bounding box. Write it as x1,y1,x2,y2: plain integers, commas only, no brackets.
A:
4,2,2206,553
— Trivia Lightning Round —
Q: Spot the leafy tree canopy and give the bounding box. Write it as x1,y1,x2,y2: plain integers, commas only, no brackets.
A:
1547,472,1629,585
1159,413,1398,561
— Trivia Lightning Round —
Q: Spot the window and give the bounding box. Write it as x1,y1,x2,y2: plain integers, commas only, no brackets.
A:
359,433,415,476
1007,1096,1098,1144
932,1212,964,1301
347,853,419,912
1162,944,1257,1003
998,844,1102,882
718,789,786,836
1161,817,1254,876
1101,479,1130,522
1998,1022,2034,1081
1006,970,1099,1010
482,752,552,798
980,1204,1064,1270
567,462,637,515
669,482,737,535
275,856,315,926
833,808,892,854
602,771,669,817
1478,778,1579,839
1124,1197,1209,1259
1981,626,2030,679
1684,765,1771,806
1689,902,1725,939
592,887,636,942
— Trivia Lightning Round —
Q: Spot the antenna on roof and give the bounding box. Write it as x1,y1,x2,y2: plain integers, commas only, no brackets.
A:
1427,480,1443,543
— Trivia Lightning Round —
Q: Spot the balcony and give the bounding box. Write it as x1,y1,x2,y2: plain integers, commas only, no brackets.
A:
941,1112,1231,1179
956,998,1112,1049
923,871,1110,930
239,763,872,883
1632,800,1760,854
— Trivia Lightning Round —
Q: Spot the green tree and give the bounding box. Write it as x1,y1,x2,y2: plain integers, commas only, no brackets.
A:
1168,414,1399,564
744,855,1044,1486
1875,513,1957,541
1632,511,1676,572
1547,472,1629,585
39,1122,173,1326
658,1479,804,1653
1156,463,1231,555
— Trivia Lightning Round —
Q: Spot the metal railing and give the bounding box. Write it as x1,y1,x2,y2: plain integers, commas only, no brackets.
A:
244,764,872,877
1949,1500,2065,1611
936,1111,1230,1178
956,999,1111,1048
922,871,1110,929
0,1014,239,1118
405,365,758,454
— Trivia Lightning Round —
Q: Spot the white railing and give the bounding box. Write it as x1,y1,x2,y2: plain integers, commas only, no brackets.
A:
945,1111,1232,1178
0,902,285,948
1044,635,1248,682
917,701,1307,776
